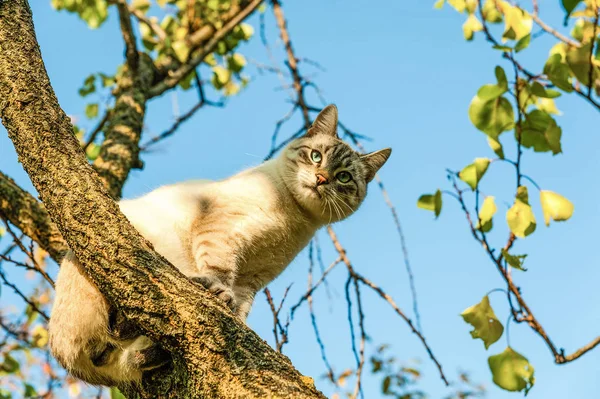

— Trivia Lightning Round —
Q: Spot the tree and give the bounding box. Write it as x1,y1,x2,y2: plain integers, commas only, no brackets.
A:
1,0,597,398
419,0,600,395
0,1,457,398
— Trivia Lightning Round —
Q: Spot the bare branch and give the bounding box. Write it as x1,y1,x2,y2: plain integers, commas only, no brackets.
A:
116,0,139,74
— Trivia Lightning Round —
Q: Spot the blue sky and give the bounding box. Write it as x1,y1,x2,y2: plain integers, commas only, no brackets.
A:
1,1,599,398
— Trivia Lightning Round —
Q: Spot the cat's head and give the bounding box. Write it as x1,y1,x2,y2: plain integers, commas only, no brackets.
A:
281,104,391,224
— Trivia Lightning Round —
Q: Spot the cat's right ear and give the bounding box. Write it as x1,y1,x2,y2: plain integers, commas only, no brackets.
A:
306,104,338,138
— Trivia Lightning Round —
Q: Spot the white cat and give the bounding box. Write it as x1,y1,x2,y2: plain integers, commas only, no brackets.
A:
48,105,391,386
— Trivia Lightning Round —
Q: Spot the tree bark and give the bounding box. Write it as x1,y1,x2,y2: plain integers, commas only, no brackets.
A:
0,1,325,397
0,170,67,261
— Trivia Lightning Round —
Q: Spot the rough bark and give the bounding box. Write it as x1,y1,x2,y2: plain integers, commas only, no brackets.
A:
0,1,325,398
0,170,67,261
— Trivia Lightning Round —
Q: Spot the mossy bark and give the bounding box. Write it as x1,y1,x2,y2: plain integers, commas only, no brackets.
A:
0,1,325,397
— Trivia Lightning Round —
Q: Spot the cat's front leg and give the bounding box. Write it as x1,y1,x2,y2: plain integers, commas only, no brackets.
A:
189,237,238,310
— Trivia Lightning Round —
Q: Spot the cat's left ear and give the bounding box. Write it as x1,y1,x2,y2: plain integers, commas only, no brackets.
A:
360,148,392,182
306,104,338,137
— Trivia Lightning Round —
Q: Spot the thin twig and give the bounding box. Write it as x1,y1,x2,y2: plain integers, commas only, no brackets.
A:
116,0,139,74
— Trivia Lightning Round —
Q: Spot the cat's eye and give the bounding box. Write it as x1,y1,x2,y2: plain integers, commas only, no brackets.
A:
336,171,352,183
310,150,322,163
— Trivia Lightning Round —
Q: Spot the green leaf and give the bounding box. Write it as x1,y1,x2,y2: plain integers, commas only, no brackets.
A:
487,136,504,158
80,0,108,29
477,196,497,232
519,110,562,154
501,249,527,271
514,34,531,52
78,74,96,97
227,53,247,73
530,81,557,98
544,54,573,92
477,84,506,101
24,383,37,398
85,103,99,119
110,388,127,399
495,66,508,89
469,96,515,139
0,354,20,374
540,190,574,226
238,23,254,41
211,66,231,89
506,186,536,238
482,0,503,23
488,347,535,394
561,0,583,21
178,71,195,90
537,98,561,115
86,143,101,161
0,226,5,240
566,43,598,87
461,295,503,349
98,73,116,88
459,158,490,190
417,190,443,218
433,0,445,9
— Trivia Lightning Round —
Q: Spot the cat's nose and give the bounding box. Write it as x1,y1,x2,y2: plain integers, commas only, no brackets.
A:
316,173,329,186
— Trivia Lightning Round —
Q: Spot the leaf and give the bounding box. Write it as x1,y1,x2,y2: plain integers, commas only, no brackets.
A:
506,186,536,238
544,54,573,92
31,325,49,348
537,98,561,115
86,143,101,161
530,81,559,98
469,96,515,139
463,14,483,40
433,0,445,9
172,40,190,62
459,158,490,190
561,0,583,21
110,388,127,399
85,103,99,119
477,84,506,101
488,347,535,394
482,0,503,23
495,66,508,89
448,0,466,12
461,296,504,349
227,53,247,73
78,74,96,97
211,66,231,89
500,3,532,41
566,43,598,87
540,190,574,226
98,73,115,88
477,196,497,232
417,190,443,218
514,34,531,52
0,354,20,374
24,384,37,398
519,110,562,154
501,249,527,271
382,375,392,394
132,0,150,13
487,136,504,158
79,0,108,29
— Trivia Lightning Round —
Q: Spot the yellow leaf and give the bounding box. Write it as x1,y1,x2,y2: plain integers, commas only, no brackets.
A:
540,190,574,226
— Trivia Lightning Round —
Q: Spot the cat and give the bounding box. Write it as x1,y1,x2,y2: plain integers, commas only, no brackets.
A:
48,104,391,386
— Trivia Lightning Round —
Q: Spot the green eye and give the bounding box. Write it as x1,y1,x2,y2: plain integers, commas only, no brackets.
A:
310,150,322,163
336,171,352,183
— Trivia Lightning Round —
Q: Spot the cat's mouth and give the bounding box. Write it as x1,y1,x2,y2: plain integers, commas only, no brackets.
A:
302,183,321,198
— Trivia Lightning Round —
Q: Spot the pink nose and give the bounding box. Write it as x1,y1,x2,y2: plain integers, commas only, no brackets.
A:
316,173,329,186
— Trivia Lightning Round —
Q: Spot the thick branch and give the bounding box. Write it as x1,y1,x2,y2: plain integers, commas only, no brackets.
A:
0,1,325,397
0,170,67,262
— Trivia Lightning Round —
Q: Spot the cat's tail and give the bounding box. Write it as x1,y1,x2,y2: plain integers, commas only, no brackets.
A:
48,251,168,386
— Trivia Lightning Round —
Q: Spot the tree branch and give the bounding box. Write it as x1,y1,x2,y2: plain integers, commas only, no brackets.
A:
0,170,67,262
148,0,264,98
0,1,325,397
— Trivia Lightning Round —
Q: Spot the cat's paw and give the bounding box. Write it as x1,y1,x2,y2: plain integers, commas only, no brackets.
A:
191,276,237,311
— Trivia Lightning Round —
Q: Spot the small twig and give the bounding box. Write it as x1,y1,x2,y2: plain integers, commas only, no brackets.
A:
116,0,139,74
327,226,449,386
83,110,110,151
129,6,167,41
530,10,581,48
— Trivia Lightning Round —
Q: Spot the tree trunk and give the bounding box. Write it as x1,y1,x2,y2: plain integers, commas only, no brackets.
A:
0,1,325,397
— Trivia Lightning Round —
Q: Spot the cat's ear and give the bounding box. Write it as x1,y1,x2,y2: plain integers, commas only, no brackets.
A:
306,104,338,137
360,148,392,182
